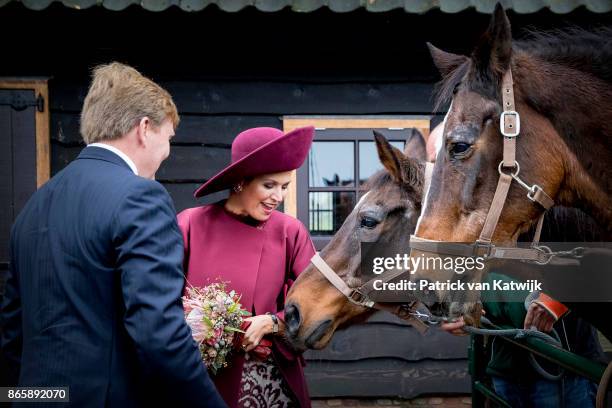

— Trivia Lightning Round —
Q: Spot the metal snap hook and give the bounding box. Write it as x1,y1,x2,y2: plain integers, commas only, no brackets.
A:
527,184,543,202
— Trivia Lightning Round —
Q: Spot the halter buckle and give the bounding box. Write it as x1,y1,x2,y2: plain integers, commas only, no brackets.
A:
500,111,520,137
348,289,375,308
473,241,493,258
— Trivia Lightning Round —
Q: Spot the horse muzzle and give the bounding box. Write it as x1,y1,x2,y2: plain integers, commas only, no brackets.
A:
284,302,336,350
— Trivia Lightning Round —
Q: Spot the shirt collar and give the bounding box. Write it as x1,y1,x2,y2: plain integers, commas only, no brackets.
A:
88,143,139,175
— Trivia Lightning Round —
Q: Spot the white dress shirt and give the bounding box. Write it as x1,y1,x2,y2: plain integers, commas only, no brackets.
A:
88,143,139,176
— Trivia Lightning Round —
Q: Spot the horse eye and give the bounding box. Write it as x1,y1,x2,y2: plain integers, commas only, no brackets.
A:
360,216,379,229
451,142,471,155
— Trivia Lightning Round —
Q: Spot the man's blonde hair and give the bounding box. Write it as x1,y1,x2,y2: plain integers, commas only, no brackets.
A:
80,62,179,144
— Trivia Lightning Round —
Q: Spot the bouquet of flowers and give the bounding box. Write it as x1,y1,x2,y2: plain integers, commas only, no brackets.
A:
183,282,250,375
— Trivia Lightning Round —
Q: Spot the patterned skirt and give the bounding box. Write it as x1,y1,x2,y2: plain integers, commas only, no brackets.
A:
237,355,297,408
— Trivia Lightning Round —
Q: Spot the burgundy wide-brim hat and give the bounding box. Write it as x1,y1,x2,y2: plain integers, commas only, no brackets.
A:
194,126,314,198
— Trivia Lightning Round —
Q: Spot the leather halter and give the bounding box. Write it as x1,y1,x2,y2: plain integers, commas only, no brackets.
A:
310,253,428,333
307,173,437,333
410,69,580,267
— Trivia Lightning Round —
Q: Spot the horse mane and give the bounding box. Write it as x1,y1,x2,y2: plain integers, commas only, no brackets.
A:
432,27,612,111
517,27,612,84
519,206,606,242
433,59,469,112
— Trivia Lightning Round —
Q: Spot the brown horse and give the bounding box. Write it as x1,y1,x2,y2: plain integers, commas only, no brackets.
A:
283,132,607,350
412,5,612,326
284,131,426,350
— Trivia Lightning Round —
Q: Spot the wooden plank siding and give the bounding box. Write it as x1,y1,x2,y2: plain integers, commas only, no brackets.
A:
305,358,470,398
304,312,468,361
0,100,13,266
302,312,470,398
50,81,435,115
49,79,436,212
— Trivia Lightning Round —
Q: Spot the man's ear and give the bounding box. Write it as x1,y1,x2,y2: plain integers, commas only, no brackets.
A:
136,117,149,146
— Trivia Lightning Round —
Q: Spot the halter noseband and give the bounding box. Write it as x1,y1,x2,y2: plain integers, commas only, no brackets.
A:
310,252,429,333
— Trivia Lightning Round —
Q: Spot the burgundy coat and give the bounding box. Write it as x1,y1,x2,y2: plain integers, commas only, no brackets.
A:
178,203,315,408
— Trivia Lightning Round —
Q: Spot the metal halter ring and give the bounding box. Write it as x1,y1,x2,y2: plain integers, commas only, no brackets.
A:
533,245,554,265
498,160,520,177
568,247,586,258
499,161,545,201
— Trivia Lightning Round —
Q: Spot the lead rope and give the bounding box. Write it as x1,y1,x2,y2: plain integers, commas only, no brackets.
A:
598,361,612,408
409,310,567,382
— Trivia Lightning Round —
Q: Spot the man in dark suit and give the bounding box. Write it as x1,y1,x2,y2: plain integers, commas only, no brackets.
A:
0,63,225,407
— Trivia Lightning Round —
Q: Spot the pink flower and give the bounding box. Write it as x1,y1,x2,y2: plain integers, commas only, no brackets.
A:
183,281,248,374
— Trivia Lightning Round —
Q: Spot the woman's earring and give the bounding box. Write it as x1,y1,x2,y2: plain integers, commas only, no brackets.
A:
233,184,243,193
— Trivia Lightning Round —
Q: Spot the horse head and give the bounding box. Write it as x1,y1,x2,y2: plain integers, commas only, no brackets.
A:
413,4,612,323
284,130,426,351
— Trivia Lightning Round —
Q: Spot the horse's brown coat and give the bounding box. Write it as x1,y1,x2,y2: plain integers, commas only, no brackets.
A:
415,4,612,322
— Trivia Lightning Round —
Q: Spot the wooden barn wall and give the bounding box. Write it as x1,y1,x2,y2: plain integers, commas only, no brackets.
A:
49,80,435,212
303,312,470,398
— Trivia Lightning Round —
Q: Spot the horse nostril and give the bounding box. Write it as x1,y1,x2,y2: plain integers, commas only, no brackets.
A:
284,303,301,337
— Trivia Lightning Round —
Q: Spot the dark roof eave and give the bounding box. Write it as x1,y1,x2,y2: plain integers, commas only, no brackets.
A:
3,0,612,13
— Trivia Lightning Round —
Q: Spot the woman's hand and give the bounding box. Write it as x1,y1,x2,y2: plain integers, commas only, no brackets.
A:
439,309,485,337
241,315,274,352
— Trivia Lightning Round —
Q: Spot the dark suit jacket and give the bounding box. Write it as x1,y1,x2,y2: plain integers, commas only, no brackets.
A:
0,146,226,407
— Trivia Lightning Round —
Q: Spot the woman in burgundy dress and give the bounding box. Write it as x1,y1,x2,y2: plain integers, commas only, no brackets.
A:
178,126,315,408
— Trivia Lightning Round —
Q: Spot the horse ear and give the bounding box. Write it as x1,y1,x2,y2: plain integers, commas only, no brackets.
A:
374,130,421,191
374,130,403,183
404,129,426,162
427,42,468,78
472,3,512,78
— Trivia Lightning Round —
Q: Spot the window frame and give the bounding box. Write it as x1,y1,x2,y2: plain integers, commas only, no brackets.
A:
283,116,431,250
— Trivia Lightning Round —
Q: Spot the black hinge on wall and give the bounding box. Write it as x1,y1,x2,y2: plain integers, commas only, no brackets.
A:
0,92,44,112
